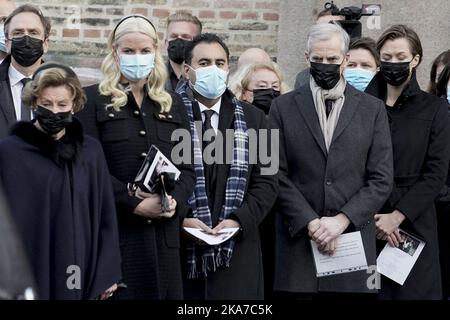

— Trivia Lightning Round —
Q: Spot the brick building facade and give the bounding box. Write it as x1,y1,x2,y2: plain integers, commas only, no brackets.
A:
16,0,280,71
13,1,450,87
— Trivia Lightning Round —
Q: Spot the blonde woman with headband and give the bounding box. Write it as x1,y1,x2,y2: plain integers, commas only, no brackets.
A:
77,15,195,300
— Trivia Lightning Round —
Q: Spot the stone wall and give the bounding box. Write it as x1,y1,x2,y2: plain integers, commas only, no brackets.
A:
278,0,450,88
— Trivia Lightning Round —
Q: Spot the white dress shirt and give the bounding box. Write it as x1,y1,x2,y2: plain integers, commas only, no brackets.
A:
8,63,32,120
198,98,222,134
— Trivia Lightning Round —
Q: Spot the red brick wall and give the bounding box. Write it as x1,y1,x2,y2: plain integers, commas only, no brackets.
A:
16,0,280,67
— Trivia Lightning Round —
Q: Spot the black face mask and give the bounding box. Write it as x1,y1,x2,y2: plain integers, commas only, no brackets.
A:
310,62,342,90
33,106,73,135
251,88,280,115
380,61,411,86
168,38,188,64
11,35,44,67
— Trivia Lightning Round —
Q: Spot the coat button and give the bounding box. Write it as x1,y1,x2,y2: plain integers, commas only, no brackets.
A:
133,110,140,117
146,219,152,225
140,152,147,158
326,180,332,186
108,113,115,118
167,114,173,119
139,130,146,137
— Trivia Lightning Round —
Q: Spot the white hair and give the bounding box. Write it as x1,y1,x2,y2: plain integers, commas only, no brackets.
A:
306,23,350,55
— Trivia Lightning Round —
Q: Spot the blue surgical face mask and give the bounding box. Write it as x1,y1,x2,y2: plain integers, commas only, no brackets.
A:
344,68,376,92
189,65,228,99
119,53,155,81
0,25,6,53
447,86,450,105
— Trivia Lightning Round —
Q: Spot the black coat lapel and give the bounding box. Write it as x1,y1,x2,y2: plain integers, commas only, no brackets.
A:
0,80,16,123
295,85,328,157
331,85,360,144
0,58,17,123
192,101,202,122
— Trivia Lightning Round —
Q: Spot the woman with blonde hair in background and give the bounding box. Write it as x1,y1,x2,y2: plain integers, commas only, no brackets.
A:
77,15,195,300
229,62,288,115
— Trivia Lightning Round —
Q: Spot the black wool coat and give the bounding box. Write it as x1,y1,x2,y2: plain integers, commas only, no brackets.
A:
269,83,393,294
366,72,450,300
0,120,122,299
77,84,195,299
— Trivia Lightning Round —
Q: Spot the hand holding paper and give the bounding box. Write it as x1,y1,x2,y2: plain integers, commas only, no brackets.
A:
375,210,406,244
310,214,350,247
319,238,337,256
212,219,241,234
377,229,425,285
311,231,368,277
134,194,164,219
184,227,240,246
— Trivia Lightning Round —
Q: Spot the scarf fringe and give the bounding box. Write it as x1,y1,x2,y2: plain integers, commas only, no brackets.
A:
187,254,217,279
215,245,233,269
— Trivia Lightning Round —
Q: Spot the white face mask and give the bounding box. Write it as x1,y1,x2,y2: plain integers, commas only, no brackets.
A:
119,53,155,81
344,68,376,92
188,65,228,99
0,24,6,52
447,86,450,105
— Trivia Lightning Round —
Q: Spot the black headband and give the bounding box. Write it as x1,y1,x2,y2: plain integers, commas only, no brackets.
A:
112,14,156,39
32,62,77,80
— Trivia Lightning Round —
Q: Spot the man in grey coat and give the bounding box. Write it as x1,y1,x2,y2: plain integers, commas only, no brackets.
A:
269,23,393,298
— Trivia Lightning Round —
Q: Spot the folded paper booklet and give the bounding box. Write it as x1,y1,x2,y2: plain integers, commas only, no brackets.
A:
311,231,368,277
183,227,240,246
376,229,426,285
133,145,181,193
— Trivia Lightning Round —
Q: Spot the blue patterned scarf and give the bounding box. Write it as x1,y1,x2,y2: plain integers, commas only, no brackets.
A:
176,81,249,279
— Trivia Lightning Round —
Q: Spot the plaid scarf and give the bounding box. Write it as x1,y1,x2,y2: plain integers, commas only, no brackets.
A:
176,81,249,279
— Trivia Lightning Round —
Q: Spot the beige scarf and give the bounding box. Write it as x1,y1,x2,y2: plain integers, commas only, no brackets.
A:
310,76,346,151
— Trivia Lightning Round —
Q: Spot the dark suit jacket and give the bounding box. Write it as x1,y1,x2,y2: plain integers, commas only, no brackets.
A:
0,57,17,139
269,83,393,293
182,89,278,300
76,84,195,299
294,67,310,90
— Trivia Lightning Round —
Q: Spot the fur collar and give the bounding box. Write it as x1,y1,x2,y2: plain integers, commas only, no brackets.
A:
10,118,84,166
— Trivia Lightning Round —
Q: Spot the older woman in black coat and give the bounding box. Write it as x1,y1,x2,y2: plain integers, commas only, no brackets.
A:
76,15,195,299
0,63,121,300
366,25,450,300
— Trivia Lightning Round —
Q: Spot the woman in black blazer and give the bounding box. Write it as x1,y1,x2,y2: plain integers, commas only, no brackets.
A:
76,15,195,300
366,25,450,300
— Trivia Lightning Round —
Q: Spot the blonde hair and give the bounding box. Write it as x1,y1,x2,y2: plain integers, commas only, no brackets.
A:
99,16,172,113
22,67,86,113
229,62,289,100
167,10,202,33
